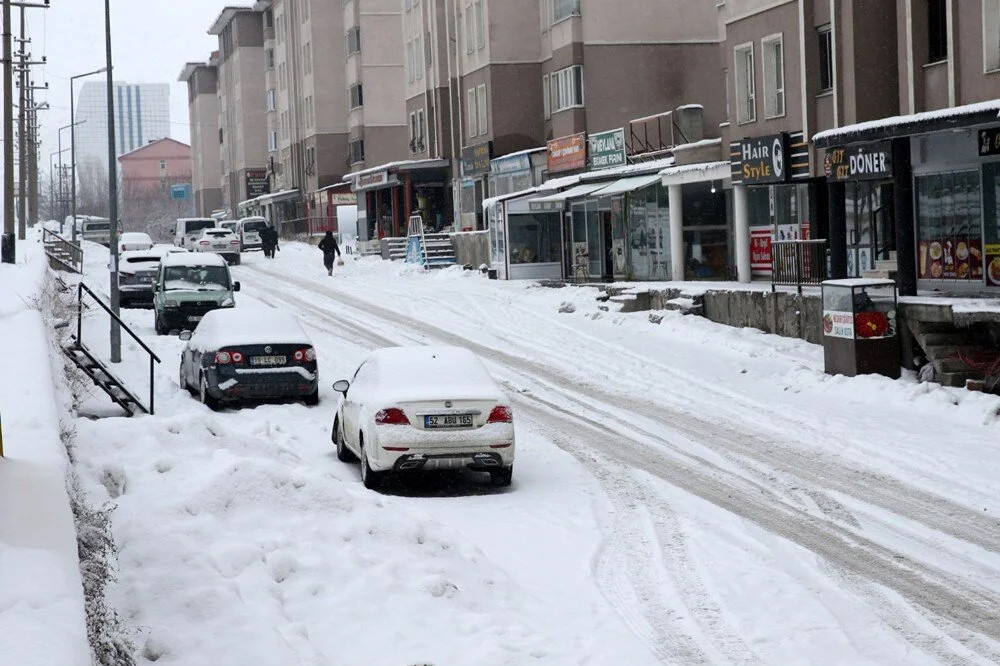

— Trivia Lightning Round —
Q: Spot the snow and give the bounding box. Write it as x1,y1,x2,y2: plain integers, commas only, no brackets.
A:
342,158,448,183
162,252,227,268
360,346,506,404
813,99,1000,145
823,277,897,288
187,308,312,351
0,227,90,666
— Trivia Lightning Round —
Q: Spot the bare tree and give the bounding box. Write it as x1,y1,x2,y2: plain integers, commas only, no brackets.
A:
120,173,194,242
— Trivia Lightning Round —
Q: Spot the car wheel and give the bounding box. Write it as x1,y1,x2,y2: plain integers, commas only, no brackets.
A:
199,374,220,411
360,437,383,490
179,363,191,393
490,465,513,488
154,315,167,336
234,254,241,266
334,417,356,462
303,389,319,406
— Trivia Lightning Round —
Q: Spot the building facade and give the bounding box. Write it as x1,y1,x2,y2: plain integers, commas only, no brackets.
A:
74,81,171,176
179,58,224,217
209,6,269,217
117,138,193,237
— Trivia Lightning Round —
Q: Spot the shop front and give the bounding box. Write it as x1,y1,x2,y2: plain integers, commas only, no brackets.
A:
486,191,563,281
312,184,358,237
489,149,545,198
344,159,451,241
458,142,492,231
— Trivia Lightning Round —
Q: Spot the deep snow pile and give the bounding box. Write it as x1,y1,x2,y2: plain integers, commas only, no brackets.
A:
0,229,90,666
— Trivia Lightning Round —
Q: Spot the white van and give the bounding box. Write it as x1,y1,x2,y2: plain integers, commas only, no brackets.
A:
174,218,218,250
236,217,269,252
81,217,116,246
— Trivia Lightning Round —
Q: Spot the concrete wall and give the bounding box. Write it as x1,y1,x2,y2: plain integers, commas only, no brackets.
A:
449,230,490,267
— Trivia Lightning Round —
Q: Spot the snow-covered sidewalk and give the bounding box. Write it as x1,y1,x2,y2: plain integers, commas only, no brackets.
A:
0,231,90,666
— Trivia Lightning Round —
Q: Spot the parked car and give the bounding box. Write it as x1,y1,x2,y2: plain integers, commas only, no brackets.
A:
118,231,154,253
118,245,187,308
218,220,239,233
193,228,241,265
331,346,515,489
153,252,240,335
178,309,319,409
174,217,218,250
81,217,120,246
236,217,269,252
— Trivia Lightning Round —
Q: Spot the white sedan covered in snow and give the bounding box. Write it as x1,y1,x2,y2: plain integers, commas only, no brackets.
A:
331,346,515,489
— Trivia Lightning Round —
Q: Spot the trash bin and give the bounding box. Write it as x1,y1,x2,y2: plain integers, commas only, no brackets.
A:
821,278,900,379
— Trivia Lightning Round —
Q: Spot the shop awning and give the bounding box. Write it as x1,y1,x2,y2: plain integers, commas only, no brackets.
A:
589,174,661,197
528,182,608,211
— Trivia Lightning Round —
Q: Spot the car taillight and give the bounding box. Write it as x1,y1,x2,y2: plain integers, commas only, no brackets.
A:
487,406,513,423
375,408,410,425
199,240,209,245
215,351,232,364
293,347,316,362
230,351,244,364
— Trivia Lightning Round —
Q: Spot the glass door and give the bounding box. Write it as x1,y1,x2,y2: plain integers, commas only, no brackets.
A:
846,181,878,277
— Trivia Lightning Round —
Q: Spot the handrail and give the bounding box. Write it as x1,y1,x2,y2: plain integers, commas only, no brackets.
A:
42,227,83,253
76,282,162,414
42,227,84,273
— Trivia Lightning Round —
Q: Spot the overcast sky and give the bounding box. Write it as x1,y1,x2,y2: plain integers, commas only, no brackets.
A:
35,0,233,164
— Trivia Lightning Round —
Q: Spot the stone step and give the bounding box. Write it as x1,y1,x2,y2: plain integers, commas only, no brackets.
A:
918,332,968,347
939,370,984,388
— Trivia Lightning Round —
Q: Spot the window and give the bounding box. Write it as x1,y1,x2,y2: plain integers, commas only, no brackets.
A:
915,170,982,281
279,62,287,90
984,0,1000,71
425,30,433,67
304,42,312,75
477,83,487,135
818,25,833,91
553,0,580,23
762,35,785,118
407,40,415,82
928,0,948,63
551,65,583,112
467,87,477,137
266,48,275,69
266,88,276,111
465,4,475,54
263,8,273,29
268,130,278,152
734,43,756,124
305,147,315,172
474,0,485,50
349,138,365,164
346,26,361,55
159,160,166,170
416,36,423,78
305,95,314,127
409,110,425,151
350,83,364,108
540,0,553,32
542,73,551,119
405,0,412,10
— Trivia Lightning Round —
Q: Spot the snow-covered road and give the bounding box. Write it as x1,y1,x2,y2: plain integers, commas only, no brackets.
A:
66,241,1000,665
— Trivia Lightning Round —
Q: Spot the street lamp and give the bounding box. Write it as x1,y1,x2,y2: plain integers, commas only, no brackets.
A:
69,67,106,244
56,122,76,224
49,147,67,230
104,0,121,363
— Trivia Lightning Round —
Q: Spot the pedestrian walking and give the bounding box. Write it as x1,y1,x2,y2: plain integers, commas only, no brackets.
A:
318,231,341,276
261,225,279,259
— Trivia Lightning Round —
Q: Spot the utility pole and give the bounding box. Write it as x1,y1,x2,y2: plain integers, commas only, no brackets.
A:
2,0,16,263
104,0,121,362
16,7,25,241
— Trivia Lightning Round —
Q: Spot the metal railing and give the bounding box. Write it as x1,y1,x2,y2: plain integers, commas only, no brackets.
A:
771,239,828,294
76,282,162,414
42,227,83,273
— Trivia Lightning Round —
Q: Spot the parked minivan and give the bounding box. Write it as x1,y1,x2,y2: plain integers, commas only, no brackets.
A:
153,252,240,335
81,217,119,246
236,217,269,252
174,218,218,250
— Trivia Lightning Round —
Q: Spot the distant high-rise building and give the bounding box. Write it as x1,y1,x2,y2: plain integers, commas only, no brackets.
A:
74,81,171,174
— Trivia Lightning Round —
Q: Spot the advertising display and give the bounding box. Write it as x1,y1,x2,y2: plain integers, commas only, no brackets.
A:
750,227,772,275
588,129,626,170
547,133,587,173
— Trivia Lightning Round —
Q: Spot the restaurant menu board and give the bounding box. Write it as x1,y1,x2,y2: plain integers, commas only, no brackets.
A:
822,310,855,339
917,238,983,281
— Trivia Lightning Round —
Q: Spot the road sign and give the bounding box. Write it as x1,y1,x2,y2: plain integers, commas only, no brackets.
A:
171,184,190,200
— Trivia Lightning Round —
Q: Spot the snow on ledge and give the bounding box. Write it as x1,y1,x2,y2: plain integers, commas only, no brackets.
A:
813,100,1000,145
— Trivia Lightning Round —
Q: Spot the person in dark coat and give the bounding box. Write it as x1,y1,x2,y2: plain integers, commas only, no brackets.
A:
318,231,341,276
261,225,279,259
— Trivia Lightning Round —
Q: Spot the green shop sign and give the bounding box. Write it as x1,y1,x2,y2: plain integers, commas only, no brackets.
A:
588,128,626,170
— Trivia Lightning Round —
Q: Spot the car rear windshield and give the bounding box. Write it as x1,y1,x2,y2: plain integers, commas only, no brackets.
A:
85,223,110,231
243,220,268,232
163,265,229,291
205,230,230,236
126,256,158,264
186,221,216,233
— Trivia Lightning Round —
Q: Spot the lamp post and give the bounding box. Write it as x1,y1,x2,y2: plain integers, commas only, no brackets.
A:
104,0,121,363
2,0,15,263
70,68,106,243
56,122,77,225
49,147,67,228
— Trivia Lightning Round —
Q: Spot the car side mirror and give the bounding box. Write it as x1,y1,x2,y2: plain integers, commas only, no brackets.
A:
233,281,241,292
332,380,350,395
178,330,193,341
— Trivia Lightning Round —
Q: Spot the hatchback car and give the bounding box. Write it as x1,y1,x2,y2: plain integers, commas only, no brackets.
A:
193,228,241,265
118,231,154,253
178,309,319,410
331,346,515,489
118,246,186,308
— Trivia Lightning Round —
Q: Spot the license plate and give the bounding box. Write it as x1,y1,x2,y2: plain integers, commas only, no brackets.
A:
139,276,153,283
213,244,227,249
250,355,286,366
187,315,202,322
424,414,474,429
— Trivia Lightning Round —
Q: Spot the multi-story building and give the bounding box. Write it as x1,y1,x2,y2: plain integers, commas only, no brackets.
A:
74,81,171,176
179,57,224,217
117,138,193,237
209,6,269,217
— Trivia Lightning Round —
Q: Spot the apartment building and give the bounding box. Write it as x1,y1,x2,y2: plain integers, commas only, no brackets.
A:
261,0,350,226
179,58,224,217
209,6,269,216
74,81,171,176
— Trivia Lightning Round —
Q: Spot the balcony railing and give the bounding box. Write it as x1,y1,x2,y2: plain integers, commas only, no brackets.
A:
771,239,828,294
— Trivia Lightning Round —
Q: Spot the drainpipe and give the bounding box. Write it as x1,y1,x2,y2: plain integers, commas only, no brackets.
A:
669,184,684,281
443,0,457,167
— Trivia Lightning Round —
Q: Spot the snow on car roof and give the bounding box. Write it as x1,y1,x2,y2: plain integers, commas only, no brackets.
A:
188,309,312,350
120,232,151,240
162,252,228,268
365,346,504,402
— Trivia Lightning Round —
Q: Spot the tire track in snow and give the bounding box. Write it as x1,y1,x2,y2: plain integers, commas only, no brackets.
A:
240,265,1000,658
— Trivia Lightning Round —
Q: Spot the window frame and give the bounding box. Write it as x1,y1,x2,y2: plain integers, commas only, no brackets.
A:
542,73,551,119
550,65,584,113
476,83,488,135
984,0,1000,72
553,0,580,24
346,26,361,56
734,42,756,125
474,0,486,50
349,83,364,109
761,33,786,119
927,0,948,63
467,87,478,138
818,25,834,91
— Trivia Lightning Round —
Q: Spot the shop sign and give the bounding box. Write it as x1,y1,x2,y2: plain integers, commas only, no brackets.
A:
978,127,1000,156
987,244,1000,286
547,133,587,173
461,141,493,177
245,168,270,198
588,128,626,170
490,152,532,175
354,170,392,190
824,142,893,181
328,192,358,205
731,133,790,184
750,227,772,275
822,310,855,339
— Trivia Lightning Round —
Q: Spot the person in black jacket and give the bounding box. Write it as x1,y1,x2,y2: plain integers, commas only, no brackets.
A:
260,225,279,258
318,231,341,276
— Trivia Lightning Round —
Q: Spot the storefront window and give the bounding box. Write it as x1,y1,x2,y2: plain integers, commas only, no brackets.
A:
682,182,729,279
915,170,983,282
508,213,560,264
571,203,588,275
980,163,1000,287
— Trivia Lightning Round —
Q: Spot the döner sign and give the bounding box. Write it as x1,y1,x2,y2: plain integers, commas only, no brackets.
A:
824,141,893,182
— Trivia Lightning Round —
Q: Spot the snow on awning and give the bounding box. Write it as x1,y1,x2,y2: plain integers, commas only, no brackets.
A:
659,161,731,186
813,100,1000,148
528,182,608,212
589,174,661,197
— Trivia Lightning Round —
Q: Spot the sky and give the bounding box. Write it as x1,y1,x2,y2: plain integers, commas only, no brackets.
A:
33,0,234,167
